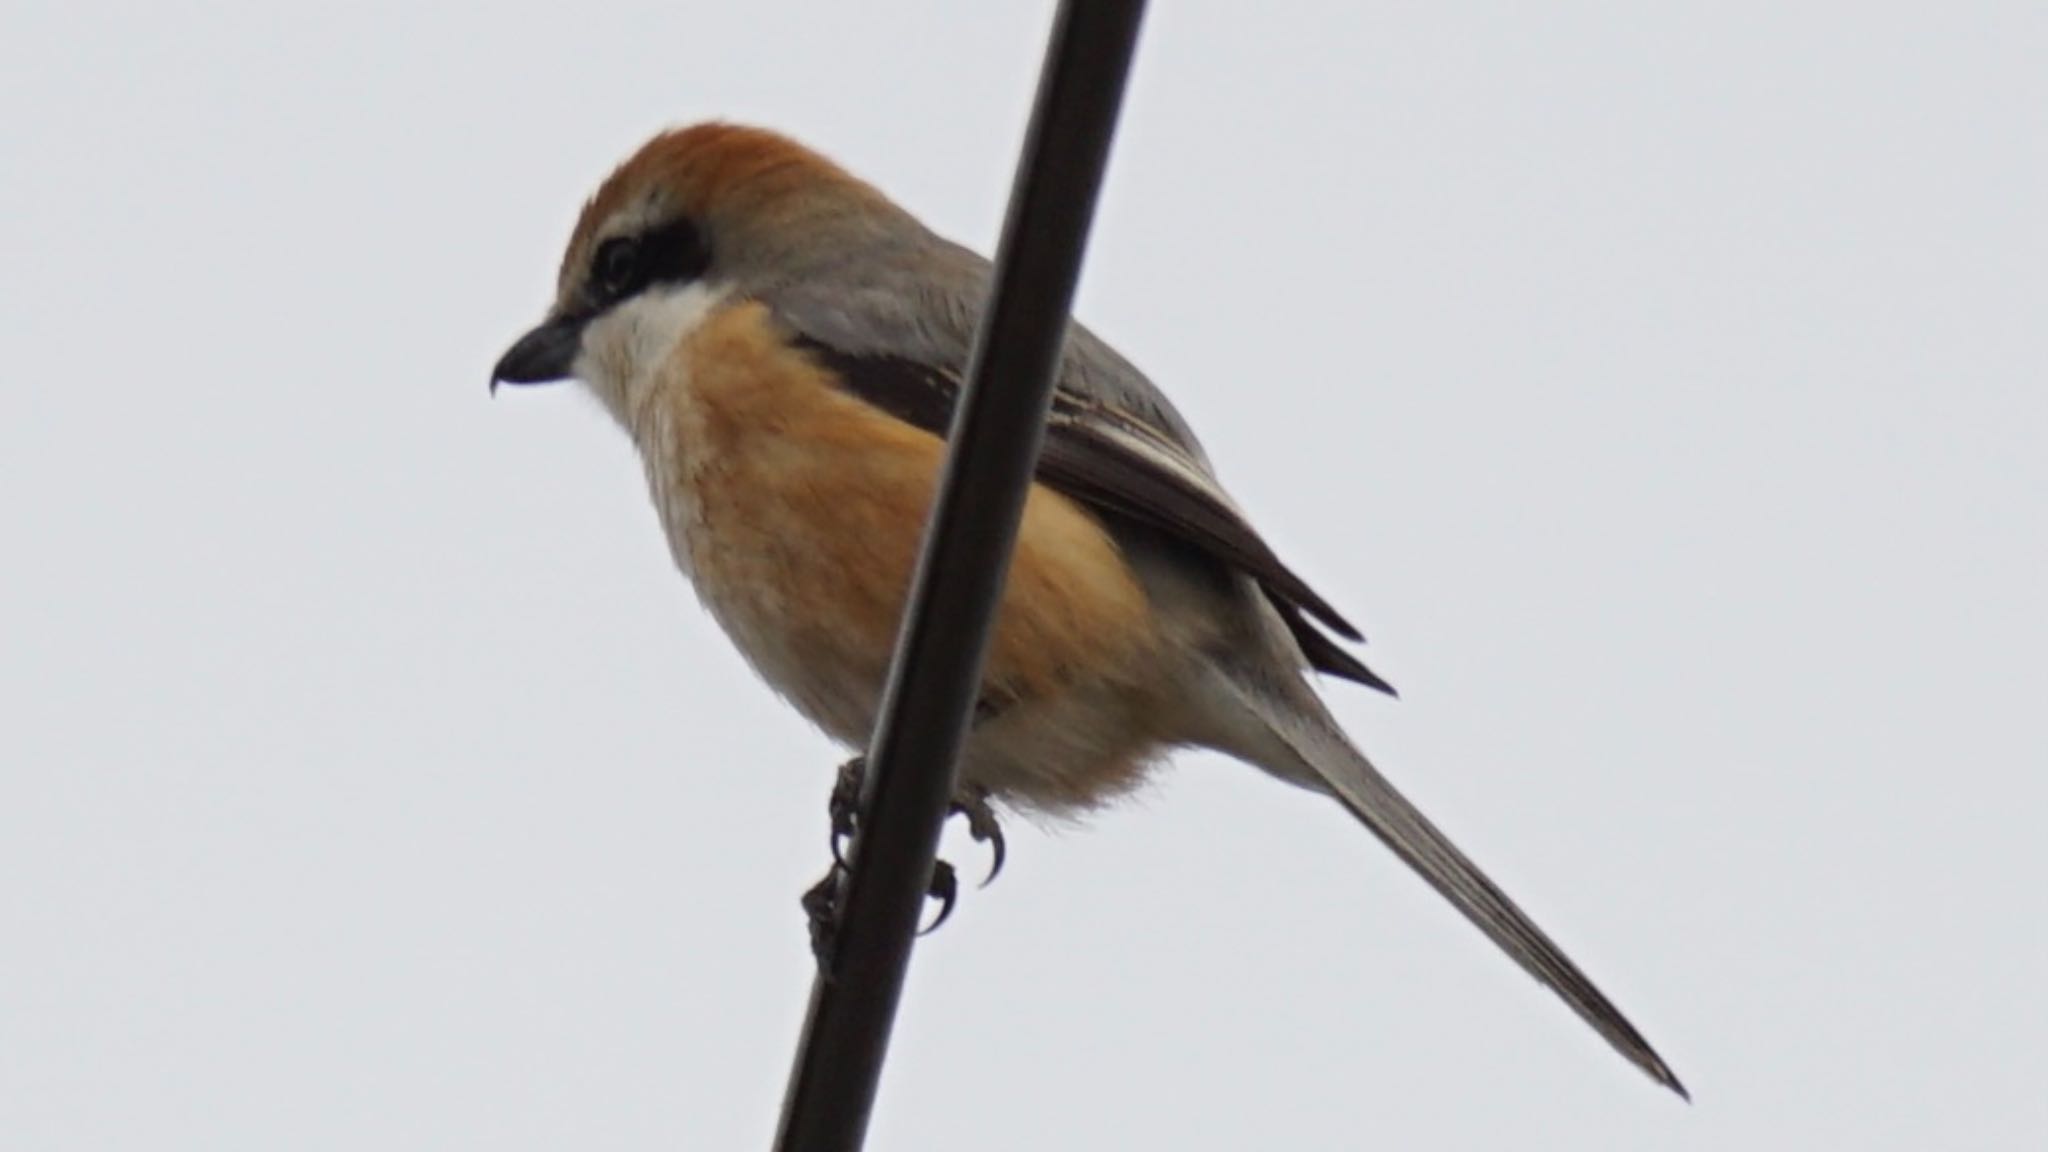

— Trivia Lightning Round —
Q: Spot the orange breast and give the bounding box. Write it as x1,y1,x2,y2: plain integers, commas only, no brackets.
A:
659,301,1158,709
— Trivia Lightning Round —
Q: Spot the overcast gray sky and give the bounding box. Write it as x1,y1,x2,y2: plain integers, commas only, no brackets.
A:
5,2,2045,1148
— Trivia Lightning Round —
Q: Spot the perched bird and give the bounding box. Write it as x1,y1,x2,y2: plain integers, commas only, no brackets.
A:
491,122,1684,1097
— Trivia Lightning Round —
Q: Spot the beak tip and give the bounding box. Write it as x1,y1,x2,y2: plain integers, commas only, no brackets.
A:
492,316,581,392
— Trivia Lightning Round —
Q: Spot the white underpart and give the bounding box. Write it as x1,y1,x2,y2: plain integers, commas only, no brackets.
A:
570,280,730,583
571,281,730,435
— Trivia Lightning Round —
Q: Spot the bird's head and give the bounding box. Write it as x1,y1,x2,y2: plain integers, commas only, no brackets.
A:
490,122,910,413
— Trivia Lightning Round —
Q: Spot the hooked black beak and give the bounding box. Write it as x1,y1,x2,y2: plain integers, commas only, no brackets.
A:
490,315,584,392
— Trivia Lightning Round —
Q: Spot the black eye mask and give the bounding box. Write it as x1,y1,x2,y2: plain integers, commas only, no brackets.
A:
587,217,712,309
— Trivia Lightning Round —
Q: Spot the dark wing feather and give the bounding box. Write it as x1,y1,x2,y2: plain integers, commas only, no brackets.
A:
792,337,1395,696
1273,598,1398,696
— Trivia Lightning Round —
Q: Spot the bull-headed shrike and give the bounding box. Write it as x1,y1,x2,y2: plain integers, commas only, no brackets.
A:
492,122,1684,1097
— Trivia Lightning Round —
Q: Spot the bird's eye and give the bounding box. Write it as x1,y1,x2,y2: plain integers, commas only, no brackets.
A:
592,237,642,300
586,220,709,308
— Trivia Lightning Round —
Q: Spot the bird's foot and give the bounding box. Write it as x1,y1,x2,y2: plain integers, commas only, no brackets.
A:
801,866,846,968
806,761,1010,968
801,857,968,970
827,755,865,870
949,785,1006,887
825,758,1005,887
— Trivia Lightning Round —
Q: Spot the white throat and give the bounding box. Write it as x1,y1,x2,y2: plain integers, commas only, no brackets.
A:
572,281,729,434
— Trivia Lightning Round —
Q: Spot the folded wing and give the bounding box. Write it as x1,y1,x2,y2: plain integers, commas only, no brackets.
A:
790,335,1393,696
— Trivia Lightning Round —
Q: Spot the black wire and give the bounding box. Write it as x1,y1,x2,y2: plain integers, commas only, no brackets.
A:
771,3,1149,1149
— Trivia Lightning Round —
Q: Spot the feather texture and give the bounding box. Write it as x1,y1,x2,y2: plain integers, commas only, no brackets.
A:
787,336,1395,695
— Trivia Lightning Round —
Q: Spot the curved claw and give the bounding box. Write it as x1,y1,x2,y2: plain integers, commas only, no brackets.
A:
950,791,1007,888
918,860,959,936
980,830,1005,888
827,756,866,870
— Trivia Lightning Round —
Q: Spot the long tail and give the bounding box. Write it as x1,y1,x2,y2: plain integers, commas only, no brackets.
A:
1207,668,1688,1098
